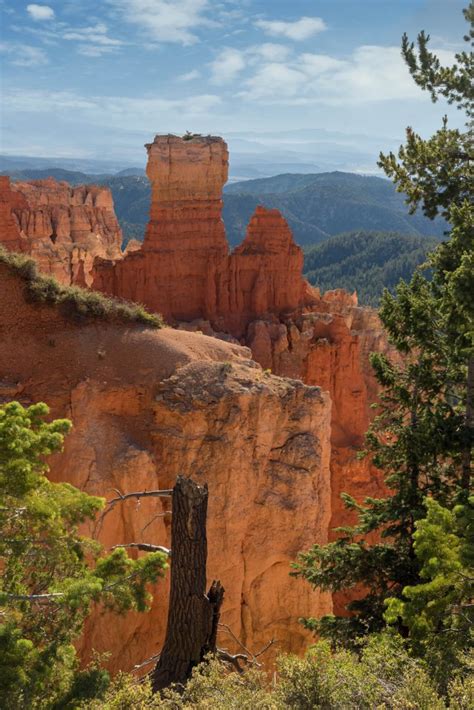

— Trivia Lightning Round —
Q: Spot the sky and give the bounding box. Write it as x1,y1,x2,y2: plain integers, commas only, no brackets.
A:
0,0,469,173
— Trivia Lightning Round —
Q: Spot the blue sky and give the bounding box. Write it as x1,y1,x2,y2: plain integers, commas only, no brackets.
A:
0,0,468,171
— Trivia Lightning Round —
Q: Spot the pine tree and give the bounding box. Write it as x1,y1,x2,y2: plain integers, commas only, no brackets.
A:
0,401,167,709
293,2,473,651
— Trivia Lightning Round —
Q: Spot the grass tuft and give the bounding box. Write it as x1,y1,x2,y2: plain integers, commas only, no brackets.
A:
0,246,164,329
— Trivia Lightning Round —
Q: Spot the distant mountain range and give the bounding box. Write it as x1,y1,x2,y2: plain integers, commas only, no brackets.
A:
2,167,447,248
223,172,447,246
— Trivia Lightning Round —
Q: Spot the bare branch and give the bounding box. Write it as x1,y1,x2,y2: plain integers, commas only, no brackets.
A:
141,511,171,535
108,489,173,504
217,623,277,671
216,648,248,674
95,487,172,537
132,652,161,673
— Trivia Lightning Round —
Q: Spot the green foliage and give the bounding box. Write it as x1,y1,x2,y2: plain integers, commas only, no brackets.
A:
182,131,203,141
0,401,167,709
294,2,473,683
304,230,439,306
385,497,474,687
275,634,444,710
0,246,163,328
85,634,469,709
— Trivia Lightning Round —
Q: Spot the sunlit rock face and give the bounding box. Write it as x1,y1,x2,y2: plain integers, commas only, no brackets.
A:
0,176,122,286
0,132,392,670
0,260,333,671
92,135,314,331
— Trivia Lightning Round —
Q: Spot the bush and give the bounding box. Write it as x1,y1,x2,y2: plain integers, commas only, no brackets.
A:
84,634,470,709
0,247,163,328
275,634,443,709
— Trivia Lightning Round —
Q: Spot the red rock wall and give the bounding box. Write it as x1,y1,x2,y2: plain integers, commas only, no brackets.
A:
0,176,27,250
0,261,333,671
0,133,392,665
0,177,123,286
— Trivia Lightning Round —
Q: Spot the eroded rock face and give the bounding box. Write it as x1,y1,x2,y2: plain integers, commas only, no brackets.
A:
0,261,333,671
0,133,392,668
93,135,229,320
0,177,123,286
93,135,314,330
0,176,27,250
213,206,308,335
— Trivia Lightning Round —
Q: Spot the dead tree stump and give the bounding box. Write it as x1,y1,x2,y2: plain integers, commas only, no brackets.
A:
152,475,224,692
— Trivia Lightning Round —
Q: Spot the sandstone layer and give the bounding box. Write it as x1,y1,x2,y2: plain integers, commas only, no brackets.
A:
0,176,122,286
92,133,388,549
92,135,315,333
0,260,333,671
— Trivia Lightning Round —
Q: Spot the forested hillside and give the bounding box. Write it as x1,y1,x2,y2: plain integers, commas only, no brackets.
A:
304,231,440,305
224,171,447,246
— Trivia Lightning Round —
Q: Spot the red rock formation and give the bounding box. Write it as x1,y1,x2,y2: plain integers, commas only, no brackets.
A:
93,135,314,330
0,259,333,671
0,176,27,250
93,135,229,320
0,177,123,286
1,133,392,668
212,206,308,335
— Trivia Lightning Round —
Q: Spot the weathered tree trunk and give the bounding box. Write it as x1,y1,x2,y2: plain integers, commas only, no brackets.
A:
152,476,224,693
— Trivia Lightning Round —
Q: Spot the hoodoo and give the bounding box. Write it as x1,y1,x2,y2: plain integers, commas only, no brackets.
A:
93,135,229,320
92,134,315,329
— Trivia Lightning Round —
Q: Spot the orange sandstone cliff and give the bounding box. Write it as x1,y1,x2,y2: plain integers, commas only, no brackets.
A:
93,133,388,546
0,133,390,668
0,258,333,670
0,175,122,286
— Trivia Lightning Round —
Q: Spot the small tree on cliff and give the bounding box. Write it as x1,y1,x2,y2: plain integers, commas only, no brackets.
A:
293,1,473,671
0,401,168,709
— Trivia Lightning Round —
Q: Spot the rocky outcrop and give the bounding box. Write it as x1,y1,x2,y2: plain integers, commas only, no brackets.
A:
0,176,27,250
0,259,333,671
93,135,315,331
212,206,308,335
93,135,229,320
0,177,123,286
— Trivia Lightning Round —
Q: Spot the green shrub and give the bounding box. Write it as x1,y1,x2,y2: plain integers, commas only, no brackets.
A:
0,247,163,328
275,634,445,709
85,634,460,709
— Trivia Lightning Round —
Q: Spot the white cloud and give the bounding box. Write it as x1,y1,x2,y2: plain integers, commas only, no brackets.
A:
238,45,456,105
209,47,246,84
255,16,327,41
240,62,307,99
178,69,202,81
208,43,292,85
3,89,222,131
0,42,48,66
18,18,124,57
63,23,123,47
108,0,210,45
26,4,55,21
250,43,291,62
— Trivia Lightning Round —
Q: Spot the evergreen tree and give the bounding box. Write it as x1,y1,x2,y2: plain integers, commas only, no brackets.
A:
0,401,167,709
293,1,473,658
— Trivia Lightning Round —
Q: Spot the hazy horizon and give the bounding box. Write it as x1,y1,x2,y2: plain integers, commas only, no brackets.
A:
0,0,468,175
